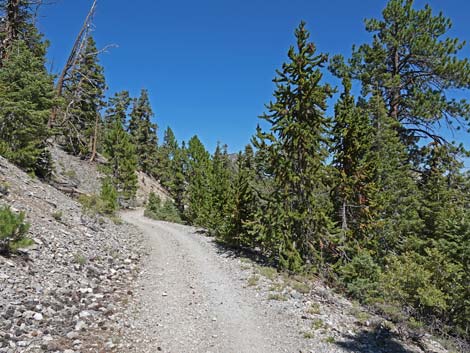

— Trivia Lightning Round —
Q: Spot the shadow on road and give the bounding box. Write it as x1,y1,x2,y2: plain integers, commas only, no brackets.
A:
211,238,275,267
335,327,416,353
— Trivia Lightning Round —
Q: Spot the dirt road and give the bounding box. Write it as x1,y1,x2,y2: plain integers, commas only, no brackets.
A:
120,209,430,353
120,209,313,353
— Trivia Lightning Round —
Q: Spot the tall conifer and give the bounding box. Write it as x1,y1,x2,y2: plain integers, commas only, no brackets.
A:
331,0,470,153
185,135,212,226
330,77,372,248
158,127,179,189
129,89,158,176
226,145,259,248
209,143,233,236
0,1,54,176
253,22,335,271
103,94,138,202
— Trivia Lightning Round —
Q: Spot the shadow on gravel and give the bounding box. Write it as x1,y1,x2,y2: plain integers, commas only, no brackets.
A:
336,327,415,353
212,239,275,267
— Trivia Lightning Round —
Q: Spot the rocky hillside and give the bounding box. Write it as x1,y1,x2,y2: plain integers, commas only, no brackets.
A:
49,145,171,206
0,156,144,353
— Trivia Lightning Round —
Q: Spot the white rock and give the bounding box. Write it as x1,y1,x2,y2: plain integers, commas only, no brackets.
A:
79,310,91,318
75,321,87,331
66,331,79,339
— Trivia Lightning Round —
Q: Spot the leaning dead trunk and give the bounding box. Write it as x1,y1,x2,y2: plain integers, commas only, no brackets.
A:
49,0,98,127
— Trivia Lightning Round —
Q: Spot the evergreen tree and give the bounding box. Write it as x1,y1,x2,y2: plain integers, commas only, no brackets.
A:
415,144,470,334
185,135,212,226
102,118,138,203
172,141,188,213
0,0,45,62
252,22,335,271
327,1,470,338
336,94,424,313
99,177,119,215
158,127,179,189
362,93,422,257
209,143,234,236
0,39,54,177
331,0,470,153
226,144,259,248
144,192,182,223
62,36,106,156
0,205,31,255
129,89,158,176
330,77,372,249
105,90,131,126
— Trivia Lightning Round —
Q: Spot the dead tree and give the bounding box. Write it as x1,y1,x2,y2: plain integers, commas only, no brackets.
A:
89,112,99,162
48,0,97,127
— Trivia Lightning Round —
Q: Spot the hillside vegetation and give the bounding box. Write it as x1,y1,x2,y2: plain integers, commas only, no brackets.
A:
0,0,469,350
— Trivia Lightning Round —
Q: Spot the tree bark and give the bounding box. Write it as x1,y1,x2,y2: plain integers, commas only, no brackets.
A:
89,112,99,162
0,0,21,62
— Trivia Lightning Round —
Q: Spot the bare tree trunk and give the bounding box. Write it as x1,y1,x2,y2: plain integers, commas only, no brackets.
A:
341,199,348,231
49,0,98,127
89,112,99,162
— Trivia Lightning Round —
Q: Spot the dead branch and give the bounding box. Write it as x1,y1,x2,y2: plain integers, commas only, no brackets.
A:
49,0,97,126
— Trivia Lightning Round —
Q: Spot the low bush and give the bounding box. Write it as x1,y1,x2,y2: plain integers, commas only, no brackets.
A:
78,178,118,216
0,206,32,255
144,192,182,223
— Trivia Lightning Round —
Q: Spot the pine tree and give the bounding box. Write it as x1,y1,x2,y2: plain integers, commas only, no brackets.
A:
336,94,424,309
62,36,106,156
331,0,470,153
172,141,188,213
158,127,179,189
209,143,234,236
0,205,31,255
105,90,131,126
129,89,158,176
185,135,212,226
252,22,335,271
99,177,118,214
226,144,259,248
102,118,138,203
144,192,182,223
0,0,45,63
0,39,54,177
415,144,470,334
327,1,470,336
0,1,54,177
362,93,422,257
330,77,372,248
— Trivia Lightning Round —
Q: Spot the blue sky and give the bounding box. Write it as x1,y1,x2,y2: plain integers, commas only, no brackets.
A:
38,0,470,153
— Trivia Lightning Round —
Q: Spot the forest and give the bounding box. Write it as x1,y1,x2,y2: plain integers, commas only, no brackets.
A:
0,0,469,346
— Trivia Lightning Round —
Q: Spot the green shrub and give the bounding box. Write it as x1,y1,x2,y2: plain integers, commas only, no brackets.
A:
0,206,32,254
379,252,448,314
64,169,77,178
74,252,87,266
145,192,161,215
100,178,118,215
338,251,382,301
144,192,182,223
79,179,119,216
52,210,63,221
78,194,102,215
0,181,10,197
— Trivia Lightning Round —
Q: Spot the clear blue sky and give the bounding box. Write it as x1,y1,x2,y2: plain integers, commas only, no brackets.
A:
38,0,470,153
